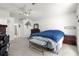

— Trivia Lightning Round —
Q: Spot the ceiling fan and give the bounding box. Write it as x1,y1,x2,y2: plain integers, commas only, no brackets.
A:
10,3,36,20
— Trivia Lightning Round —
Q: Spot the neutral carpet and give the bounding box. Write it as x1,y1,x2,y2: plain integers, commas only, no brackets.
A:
8,37,78,56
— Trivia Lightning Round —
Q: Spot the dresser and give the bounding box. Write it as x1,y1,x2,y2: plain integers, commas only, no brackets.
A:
0,24,7,34
0,24,7,40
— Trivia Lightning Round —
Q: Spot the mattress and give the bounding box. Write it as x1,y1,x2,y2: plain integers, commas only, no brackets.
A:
32,30,64,42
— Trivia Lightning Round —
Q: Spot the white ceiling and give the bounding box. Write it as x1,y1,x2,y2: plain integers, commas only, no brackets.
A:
0,3,52,20
0,3,78,21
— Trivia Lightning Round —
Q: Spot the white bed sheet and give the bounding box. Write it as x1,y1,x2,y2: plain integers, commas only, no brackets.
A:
32,36,64,53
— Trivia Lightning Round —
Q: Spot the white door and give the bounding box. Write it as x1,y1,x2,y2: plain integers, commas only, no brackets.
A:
14,24,20,38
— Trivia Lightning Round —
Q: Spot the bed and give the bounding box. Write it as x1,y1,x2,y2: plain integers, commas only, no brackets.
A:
30,30,64,54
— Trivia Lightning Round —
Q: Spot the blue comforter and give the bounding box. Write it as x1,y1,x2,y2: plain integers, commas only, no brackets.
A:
31,30,64,42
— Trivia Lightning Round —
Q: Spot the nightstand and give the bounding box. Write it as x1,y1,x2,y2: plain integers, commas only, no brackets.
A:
63,35,76,45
